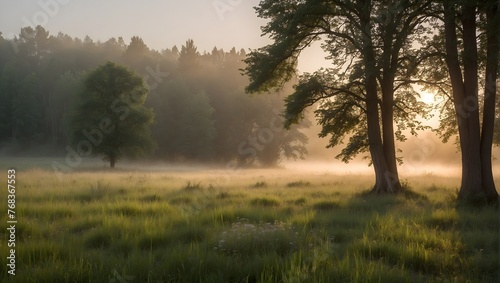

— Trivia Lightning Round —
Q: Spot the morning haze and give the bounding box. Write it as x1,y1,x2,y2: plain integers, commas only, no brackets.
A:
0,0,498,282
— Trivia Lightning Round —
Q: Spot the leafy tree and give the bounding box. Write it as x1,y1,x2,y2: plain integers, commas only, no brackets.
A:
244,0,431,193
69,62,155,168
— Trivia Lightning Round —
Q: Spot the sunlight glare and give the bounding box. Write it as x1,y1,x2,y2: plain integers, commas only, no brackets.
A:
420,91,437,105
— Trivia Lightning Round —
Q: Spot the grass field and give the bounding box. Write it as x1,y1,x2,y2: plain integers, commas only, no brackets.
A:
0,163,498,282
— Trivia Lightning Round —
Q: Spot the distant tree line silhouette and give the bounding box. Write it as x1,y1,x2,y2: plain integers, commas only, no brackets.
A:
0,27,309,166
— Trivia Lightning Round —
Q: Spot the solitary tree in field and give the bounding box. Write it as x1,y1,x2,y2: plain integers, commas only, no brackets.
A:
70,61,155,168
244,0,432,193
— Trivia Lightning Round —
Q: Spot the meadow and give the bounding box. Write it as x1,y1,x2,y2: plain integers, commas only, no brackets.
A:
0,162,498,282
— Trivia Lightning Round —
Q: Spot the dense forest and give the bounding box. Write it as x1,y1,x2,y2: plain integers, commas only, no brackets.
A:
0,26,309,166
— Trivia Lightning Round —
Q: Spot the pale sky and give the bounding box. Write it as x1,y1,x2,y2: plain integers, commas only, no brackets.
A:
0,0,326,73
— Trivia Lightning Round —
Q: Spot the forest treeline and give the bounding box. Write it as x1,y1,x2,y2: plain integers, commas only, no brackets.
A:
0,26,309,166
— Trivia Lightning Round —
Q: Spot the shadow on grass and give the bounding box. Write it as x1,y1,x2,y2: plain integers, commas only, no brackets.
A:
338,186,499,282
348,186,429,213
455,202,500,282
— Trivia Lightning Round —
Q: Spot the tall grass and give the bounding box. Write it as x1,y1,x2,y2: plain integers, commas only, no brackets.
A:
0,167,497,282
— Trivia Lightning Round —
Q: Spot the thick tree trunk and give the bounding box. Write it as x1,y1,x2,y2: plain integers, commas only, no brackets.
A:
360,0,397,194
381,77,402,192
480,1,500,202
367,77,394,193
459,2,484,201
379,14,402,193
443,0,493,204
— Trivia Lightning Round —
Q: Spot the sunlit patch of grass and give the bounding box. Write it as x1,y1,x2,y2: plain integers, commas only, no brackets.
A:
426,209,458,229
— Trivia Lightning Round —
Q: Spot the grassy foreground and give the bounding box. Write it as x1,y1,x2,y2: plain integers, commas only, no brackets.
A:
0,167,498,282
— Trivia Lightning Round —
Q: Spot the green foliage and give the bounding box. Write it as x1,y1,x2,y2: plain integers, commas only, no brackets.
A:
245,0,432,165
178,39,200,74
244,1,323,94
11,73,43,142
69,62,155,167
152,80,215,160
0,27,309,166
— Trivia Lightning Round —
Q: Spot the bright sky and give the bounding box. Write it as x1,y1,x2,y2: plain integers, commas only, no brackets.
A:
0,0,326,73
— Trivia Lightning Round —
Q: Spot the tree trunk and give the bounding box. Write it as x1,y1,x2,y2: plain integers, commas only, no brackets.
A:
480,1,499,202
367,76,394,193
443,0,489,204
360,0,397,194
459,2,484,201
367,79,396,193
381,77,402,192
379,14,402,193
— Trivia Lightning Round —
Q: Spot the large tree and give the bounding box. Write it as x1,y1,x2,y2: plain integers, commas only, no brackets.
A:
69,62,155,168
414,0,499,204
244,0,431,193
440,0,499,203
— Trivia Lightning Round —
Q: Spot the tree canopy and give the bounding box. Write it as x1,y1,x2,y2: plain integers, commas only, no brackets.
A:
69,62,155,168
244,0,433,193
244,0,499,203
